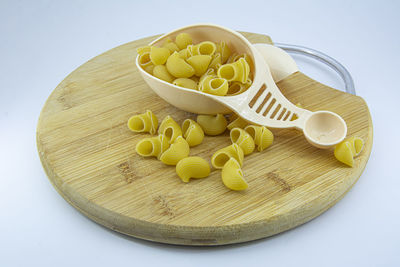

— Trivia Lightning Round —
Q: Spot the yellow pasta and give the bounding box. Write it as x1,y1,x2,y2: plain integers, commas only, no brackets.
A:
137,46,151,55
199,76,229,96
230,127,255,155
226,81,251,96
199,68,215,84
158,115,182,143
182,119,204,147
150,46,170,65
135,134,170,158
211,143,244,169
334,136,364,167
172,78,197,90
138,51,152,68
175,33,193,50
143,64,155,75
221,158,248,191
153,65,175,83
127,110,158,135
216,41,231,64
217,58,250,83
166,51,195,78
227,114,249,130
209,53,222,70
176,156,210,183
162,38,180,53
196,114,227,135
244,125,274,152
159,136,190,165
178,48,189,60
186,55,212,76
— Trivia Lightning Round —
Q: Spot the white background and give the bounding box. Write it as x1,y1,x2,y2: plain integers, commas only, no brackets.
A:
1,1,399,266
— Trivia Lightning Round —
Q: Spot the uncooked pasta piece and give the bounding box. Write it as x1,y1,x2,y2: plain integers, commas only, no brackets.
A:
137,46,151,55
217,58,250,83
230,127,255,155
186,55,212,76
162,38,180,53
143,64,155,75
166,52,195,78
334,136,364,167
221,158,248,191
135,134,170,158
209,53,222,70
153,65,175,83
216,41,231,64
181,119,204,147
127,110,158,135
178,48,189,60
199,76,229,96
244,125,273,152
227,114,249,130
158,115,182,143
211,143,244,169
196,114,227,135
226,81,250,96
176,156,210,183
173,78,197,90
138,52,152,68
150,46,170,65
159,136,190,165
192,41,216,56
175,33,193,50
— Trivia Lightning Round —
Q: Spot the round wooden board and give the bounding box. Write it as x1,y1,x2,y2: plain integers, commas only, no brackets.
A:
37,32,373,246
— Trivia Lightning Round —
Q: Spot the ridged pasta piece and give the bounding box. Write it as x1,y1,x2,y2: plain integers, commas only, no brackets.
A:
175,33,193,50
150,46,170,65
197,114,227,135
181,119,204,147
143,64,155,75
176,156,210,183
230,127,255,155
166,52,195,78
138,52,152,68
173,78,197,90
153,65,175,83
135,134,170,158
191,41,217,56
216,41,231,64
186,55,212,76
158,115,182,143
137,46,151,55
226,81,250,96
199,76,229,96
227,114,249,130
211,143,244,169
199,68,215,84
244,125,274,152
217,58,250,83
221,158,248,191
227,52,238,63
334,136,364,167
159,136,190,165
178,48,189,60
209,53,222,70
162,38,180,53
127,110,158,135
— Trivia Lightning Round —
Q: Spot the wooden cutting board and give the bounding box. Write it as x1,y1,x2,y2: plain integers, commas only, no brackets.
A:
36,32,372,246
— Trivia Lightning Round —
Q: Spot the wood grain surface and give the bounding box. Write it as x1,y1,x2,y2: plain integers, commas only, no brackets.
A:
36,32,373,246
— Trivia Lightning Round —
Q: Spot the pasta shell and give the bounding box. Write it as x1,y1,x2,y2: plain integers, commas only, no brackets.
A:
173,78,198,90
162,38,180,53
178,48,189,60
127,110,158,135
196,114,227,136
135,134,170,158
176,156,210,183
136,46,151,55
186,55,212,76
221,158,248,191
211,143,244,169
227,114,248,130
153,65,175,83
158,115,182,143
175,33,193,50
217,58,250,83
244,125,273,152
166,52,195,78
150,46,170,65
230,128,255,155
182,119,204,147
199,76,229,96
209,53,222,70
138,52,152,68
334,136,364,167
196,41,217,56
159,136,190,165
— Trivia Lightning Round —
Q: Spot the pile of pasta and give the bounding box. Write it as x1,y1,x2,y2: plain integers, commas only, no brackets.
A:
137,33,253,96
128,110,273,191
